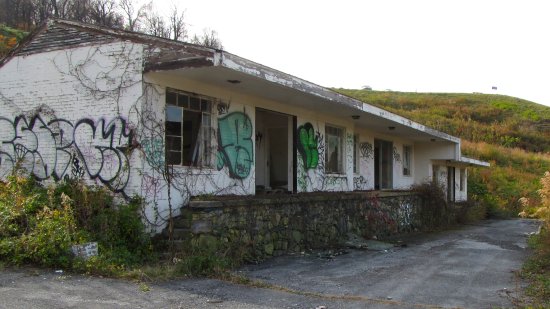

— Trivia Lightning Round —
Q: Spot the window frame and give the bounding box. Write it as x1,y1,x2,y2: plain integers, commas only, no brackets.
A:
402,145,412,176
353,134,360,174
325,124,345,174
459,168,466,191
165,88,214,168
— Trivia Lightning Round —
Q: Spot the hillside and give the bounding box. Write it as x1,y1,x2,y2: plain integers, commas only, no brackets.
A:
0,24,27,57
338,90,550,152
337,89,550,216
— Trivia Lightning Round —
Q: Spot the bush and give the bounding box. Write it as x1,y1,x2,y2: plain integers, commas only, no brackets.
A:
521,171,550,307
411,181,448,229
0,174,153,272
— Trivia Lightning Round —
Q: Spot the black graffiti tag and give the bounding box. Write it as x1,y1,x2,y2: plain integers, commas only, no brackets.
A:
74,117,133,194
0,114,134,197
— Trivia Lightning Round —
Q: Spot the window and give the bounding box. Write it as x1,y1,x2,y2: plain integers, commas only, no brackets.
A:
165,89,213,167
325,125,344,174
403,145,412,176
353,134,360,174
432,164,439,184
374,139,393,189
460,168,466,191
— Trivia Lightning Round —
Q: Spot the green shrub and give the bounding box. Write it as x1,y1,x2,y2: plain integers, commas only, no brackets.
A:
411,181,448,229
0,174,153,271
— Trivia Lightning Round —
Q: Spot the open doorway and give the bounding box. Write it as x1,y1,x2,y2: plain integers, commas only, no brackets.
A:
447,166,455,202
374,139,393,190
255,108,294,194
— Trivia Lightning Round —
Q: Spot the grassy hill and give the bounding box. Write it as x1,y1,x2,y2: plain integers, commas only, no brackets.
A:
337,89,550,216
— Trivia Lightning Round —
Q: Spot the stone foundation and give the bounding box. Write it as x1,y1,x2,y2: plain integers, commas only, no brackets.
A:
164,191,448,260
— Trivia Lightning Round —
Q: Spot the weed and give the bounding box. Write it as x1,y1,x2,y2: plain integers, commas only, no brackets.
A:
0,173,153,274
138,282,151,292
411,181,448,229
520,171,550,307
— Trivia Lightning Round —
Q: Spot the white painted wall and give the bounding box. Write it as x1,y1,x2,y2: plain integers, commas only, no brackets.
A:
414,142,458,184
0,42,473,234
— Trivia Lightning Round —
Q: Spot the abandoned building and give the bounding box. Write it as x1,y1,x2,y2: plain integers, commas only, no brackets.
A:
0,20,489,256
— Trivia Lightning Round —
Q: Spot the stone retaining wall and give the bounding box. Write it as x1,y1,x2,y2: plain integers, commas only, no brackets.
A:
166,191,442,260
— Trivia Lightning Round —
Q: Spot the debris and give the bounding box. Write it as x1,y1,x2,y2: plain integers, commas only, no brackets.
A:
345,233,369,249
315,306,326,309
387,297,393,300
364,240,395,251
71,242,98,260
55,270,63,274
207,299,223,304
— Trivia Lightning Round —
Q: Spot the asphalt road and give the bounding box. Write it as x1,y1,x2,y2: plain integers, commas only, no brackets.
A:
0,219,540,309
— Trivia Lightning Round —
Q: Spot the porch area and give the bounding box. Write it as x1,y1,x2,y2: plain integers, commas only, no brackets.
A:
160,190,481,261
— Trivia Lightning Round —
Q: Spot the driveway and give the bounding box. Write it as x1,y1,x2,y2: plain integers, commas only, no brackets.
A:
0,219,540,309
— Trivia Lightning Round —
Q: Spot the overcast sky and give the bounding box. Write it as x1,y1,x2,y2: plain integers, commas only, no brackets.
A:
158,0,550,107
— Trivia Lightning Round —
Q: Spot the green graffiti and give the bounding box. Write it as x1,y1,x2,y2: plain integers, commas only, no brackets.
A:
297,123,319,170
216,112,253,179
142,137,165,169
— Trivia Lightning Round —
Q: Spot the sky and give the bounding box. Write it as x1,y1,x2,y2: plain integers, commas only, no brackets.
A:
157,0,550,107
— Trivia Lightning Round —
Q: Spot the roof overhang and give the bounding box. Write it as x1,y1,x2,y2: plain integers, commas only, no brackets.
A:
433,157,490,167
146,50,460,143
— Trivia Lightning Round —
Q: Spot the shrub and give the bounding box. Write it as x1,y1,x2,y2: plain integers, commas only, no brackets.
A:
0,174,153,272
521,171,550,307
411,181,448,229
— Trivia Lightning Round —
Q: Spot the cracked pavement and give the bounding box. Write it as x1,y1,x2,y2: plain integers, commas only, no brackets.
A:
0,219,540,308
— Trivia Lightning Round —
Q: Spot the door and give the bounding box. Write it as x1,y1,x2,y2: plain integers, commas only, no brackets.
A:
255,108,293,193
447,166,455,202
374,139,393,189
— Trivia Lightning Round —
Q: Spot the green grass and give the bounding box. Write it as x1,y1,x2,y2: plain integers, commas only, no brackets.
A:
522,228,550,307
336,89,550,152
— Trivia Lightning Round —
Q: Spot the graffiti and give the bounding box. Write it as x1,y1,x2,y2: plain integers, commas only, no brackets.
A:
296,156,308,192
141,137,165,169
216,112,253,179
360,142,373,160
0,115,73,180
255,132,263,147
353,175,368,191
393,146,401,163
398,202,414,228
325,175,348,188
0,113,133,195
71,154,85,180
297,123,319,170
73,117,133,194
217,102,230,115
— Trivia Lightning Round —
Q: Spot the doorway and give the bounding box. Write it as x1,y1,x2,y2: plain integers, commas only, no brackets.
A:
447,166,455,202
374,139,393,190
255,108,294,193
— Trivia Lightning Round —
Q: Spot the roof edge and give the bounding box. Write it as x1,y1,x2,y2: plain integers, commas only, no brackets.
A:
459,156,491,167
219,51,460,143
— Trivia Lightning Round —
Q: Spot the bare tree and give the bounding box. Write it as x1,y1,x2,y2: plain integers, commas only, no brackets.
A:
119,0,149,31
32,0,53,24
1,0,35,29
67,0,92,23
191,28,223,49
89,0,123,28
50,0,71,19
167,4,186,41
143,8,170,39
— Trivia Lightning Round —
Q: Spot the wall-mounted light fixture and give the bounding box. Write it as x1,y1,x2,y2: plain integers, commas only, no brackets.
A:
352,115,360,120
430,138,436,142
388,126,395,130
227,79,241,84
